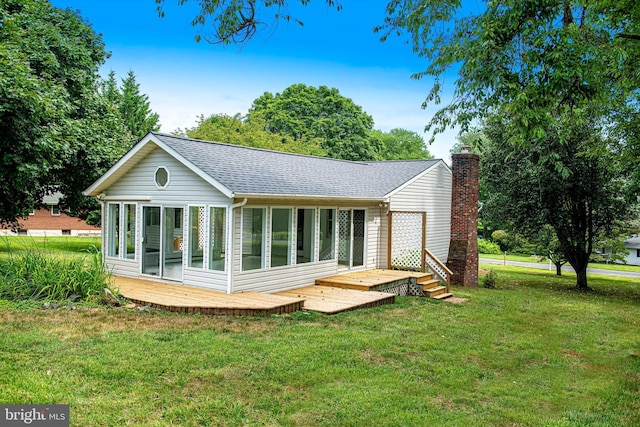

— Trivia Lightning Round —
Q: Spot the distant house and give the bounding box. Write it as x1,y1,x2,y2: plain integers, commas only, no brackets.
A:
84,132,452,294
0,193,100,237
624,235,640,266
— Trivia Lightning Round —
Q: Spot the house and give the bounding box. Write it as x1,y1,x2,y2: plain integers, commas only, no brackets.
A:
624,235,640,266
84,132,452,294
0,192,100,237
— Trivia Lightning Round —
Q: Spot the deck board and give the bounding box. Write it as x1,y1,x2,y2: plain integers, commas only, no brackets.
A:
315,268,432,291
113,277,305,315
276,286,395,315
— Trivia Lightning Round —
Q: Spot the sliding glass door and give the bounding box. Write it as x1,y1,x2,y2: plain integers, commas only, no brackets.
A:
141,206,184,280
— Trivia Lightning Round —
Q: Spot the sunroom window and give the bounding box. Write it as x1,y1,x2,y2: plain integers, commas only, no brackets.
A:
319,208,335,261
124,204,136,259
209,207,226,271
297,208,315,264
271,208,292,267
242,208,265,271
107,203,120,257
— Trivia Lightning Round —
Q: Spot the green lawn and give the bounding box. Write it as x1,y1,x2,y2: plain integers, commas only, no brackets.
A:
0,236,101,257
480,252,640,273
1,263,639,426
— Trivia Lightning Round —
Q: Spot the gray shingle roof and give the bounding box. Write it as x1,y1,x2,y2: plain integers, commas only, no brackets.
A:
625,235,640,249
153,132,441,199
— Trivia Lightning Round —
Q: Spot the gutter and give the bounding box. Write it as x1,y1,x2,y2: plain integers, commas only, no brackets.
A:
227,198,248,294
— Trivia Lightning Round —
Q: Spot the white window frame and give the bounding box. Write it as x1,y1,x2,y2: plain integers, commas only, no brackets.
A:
154,166,170,189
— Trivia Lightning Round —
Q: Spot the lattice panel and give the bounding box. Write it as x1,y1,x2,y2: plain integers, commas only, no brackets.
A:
370,279,424,297
197,207,206,250
338,210,350,262
390,211,425,270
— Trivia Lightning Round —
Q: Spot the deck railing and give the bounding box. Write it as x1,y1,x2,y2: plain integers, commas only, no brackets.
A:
424,249,453,293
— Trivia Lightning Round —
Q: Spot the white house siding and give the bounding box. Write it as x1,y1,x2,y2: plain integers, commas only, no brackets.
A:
377,206,389,269
388,162,452,262
106,147,230,205
234,262,339,293
103,147,232,288
108,258,139,278
365,206,385,269
626,249,640,266
183,268,227,292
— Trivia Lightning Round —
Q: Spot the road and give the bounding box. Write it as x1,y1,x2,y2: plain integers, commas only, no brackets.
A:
480,258,640,280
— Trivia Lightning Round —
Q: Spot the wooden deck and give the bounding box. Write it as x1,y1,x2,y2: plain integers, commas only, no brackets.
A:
315,268,430,290
112,268,449,317
276,286,395,315
113,277,305,316
315,268,452,299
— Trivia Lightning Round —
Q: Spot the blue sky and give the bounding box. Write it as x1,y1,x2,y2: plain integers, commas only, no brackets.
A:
50,0,460,160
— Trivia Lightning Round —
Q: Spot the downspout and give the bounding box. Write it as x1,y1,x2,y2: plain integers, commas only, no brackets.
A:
227,198,248,294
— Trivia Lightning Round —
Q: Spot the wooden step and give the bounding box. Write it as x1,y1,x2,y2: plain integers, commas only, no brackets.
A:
431,292,453,300
421,279,441,289
416,273,434,284
423,285,447,298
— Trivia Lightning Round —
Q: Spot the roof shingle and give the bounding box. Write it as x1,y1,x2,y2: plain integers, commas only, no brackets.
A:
154,132,441,199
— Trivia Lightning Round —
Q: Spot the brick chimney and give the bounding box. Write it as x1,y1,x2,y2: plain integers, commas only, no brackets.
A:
446,148,479,287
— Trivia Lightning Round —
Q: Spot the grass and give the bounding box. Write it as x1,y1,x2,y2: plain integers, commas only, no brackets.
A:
0,236,101,257
480,252,640,273
0,236,109,301
1,263,639,426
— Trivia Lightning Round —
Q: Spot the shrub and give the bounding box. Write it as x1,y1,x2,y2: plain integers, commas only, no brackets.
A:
0,245,110,301
481,269,498,288
478,238,501,254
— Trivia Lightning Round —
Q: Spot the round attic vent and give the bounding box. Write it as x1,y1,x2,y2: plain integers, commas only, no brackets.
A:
155,166,170,189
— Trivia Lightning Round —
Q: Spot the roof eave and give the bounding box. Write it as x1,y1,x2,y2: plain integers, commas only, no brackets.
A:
233,193,388,203
84,132,235,199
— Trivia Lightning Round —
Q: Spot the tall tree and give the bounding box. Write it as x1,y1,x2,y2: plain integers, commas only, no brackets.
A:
369,128,432,160
481,115,634,290
118,70,160,142
182,113,327,156
248,84,380,161
377,0,640,158
0,0,108,225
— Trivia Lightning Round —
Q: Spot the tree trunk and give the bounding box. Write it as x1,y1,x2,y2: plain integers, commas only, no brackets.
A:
566,252,590,290
555,262,563,276
575,266,589,290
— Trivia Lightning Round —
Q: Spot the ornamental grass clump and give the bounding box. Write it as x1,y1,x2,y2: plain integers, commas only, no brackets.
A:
0,243,110,302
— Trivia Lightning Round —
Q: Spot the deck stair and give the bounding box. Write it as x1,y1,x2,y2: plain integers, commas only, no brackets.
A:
316,269,452,300
418,274,453,300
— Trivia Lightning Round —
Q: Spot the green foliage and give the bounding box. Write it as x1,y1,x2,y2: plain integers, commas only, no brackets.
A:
591,236,630,264
450,129,489,155
0,241,110,301
182,113,327,156
156,0,343,45
480,269,498,288
377,1,640,146
0,1,155,224
481,115,636,289
0,0,107,224
478,238,501,255
118,70,160,142
369,128,432,160
248,84,380,160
